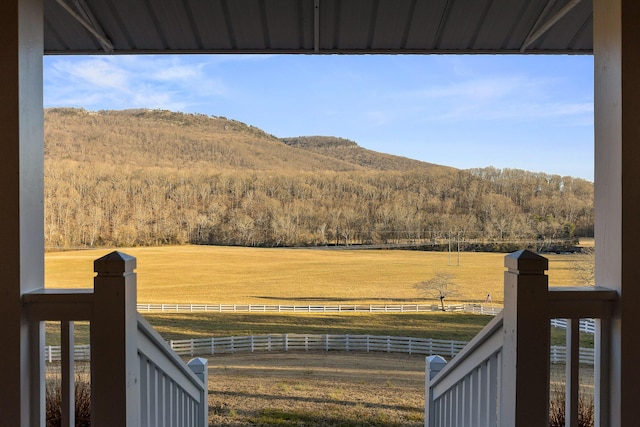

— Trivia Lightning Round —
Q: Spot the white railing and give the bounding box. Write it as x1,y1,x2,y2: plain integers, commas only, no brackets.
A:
169,334,467,357
425,250,617,427
426,314,504,427
136,302,503,315
138,315,208,427
25,251,208,427
44,333,596,365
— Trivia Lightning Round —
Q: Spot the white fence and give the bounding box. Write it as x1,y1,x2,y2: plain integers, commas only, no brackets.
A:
136,303,503,316
169,334,468,357
45,333,595,364
550,318,596,334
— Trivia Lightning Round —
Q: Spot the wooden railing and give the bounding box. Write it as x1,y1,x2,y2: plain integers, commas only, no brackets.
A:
425,250,617,427
24,251,208,427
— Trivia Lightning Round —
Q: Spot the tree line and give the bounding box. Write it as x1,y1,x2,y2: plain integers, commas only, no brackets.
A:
44,161,593,249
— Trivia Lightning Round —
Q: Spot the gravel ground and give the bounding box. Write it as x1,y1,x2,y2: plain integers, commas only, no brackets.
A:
205,351,426,426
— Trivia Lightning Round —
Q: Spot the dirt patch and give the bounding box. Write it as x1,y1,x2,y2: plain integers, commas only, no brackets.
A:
205,351,426,426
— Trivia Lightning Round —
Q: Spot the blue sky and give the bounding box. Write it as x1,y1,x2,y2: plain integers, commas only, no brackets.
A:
44,54,594,180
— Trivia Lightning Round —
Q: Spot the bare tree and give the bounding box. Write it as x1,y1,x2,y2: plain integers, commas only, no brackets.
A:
572,247,595,286
414,271,458,311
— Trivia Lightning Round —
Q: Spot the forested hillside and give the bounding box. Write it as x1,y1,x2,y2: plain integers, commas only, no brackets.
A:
44,108,593,249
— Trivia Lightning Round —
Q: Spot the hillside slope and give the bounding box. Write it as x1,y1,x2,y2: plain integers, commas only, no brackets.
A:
282,136,443,171
45,108,444,173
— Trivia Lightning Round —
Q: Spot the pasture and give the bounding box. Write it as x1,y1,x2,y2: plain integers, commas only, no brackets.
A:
45,245,586,306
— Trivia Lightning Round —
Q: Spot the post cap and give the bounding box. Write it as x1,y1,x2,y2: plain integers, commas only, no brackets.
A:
94,251,137,275
504,249,548,273
187,357,208,374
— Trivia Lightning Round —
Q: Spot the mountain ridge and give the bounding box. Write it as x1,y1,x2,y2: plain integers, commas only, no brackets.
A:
45,108,449,173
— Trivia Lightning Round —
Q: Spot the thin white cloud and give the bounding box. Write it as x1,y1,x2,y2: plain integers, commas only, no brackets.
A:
44,55,230,111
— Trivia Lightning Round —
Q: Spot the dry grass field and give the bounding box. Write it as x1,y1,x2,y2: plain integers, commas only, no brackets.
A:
206,352,426,426
45,245,586,306
44,245,591,426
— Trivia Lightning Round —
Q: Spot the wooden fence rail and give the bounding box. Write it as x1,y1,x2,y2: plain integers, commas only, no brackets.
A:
44,334,595,364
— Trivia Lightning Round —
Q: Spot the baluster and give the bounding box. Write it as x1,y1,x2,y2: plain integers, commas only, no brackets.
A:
566,318,580,427
61,321,75,427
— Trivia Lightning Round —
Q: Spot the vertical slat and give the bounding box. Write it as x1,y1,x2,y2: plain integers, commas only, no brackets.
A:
150,364,157,427
61,321,75,427
140,356,149,427
566,318,580,427
30,319,45,427
488,352,498,427
595,317,611,427
479,360,489,427
463,372,471,426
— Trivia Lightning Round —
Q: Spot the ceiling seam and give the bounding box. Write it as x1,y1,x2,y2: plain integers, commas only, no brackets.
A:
220,0,238,49
296,0,305,49
399,0,418,50
433,0,455,49
567,10,592,50
332,0,342,50
141,0,170,49
501,1,532,50
468,0,496,49
44,15,70,51
366,0,380,49
258,0,272,49
182,0,204,50
103,0,135,50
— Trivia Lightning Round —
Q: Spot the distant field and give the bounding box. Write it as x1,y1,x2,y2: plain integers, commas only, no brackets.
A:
45,245,585,305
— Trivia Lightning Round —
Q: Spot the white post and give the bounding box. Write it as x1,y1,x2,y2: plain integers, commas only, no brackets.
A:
187,358,209,427
425,355,447,427
91,251,139,426
501,250,550,427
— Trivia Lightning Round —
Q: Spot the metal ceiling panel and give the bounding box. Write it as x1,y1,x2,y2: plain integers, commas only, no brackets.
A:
187,0,234,50
403,0,450,50
43,0,593,55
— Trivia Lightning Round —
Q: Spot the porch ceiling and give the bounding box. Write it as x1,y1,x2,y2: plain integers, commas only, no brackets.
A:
44,0,593,55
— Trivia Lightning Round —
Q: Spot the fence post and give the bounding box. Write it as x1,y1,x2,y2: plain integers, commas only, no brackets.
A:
91,251,139,426
501,250,550,427
425,355,447,427
187,357,209,427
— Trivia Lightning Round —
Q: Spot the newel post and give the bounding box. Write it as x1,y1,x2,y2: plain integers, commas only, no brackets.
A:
501,250,550,427
188,357,209,427
91,252,139,426
425,355,447,426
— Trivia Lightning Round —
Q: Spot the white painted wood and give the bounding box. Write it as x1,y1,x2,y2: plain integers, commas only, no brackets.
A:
566,319,579,427
91,251,139,426
594,0,640,425
0,0,44,425
595,317,611,427
501,250,550,427
61,321,75,427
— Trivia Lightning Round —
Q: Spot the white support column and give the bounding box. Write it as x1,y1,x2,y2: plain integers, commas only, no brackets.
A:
0,0,44,426
91,252,139,426
594,1,640,425
501,250,549,427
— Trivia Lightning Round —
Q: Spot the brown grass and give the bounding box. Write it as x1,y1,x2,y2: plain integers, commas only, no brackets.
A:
205,352,425,426
45,246,586,306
